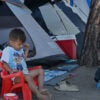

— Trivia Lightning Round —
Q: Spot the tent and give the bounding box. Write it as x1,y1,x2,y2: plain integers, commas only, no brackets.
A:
0,1,67,67
30,0,88,58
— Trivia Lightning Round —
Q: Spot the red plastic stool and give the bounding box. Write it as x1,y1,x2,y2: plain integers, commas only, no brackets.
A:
4,93,19,100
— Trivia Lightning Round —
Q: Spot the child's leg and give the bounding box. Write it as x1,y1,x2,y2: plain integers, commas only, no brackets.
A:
24,75,39,96
24,73,49,100
29,69,45,90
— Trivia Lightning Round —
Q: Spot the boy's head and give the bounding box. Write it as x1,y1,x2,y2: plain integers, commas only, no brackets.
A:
9,28,26,50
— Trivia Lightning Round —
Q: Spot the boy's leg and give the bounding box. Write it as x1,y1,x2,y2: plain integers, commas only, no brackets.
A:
24,74,49,100
29,69,45,90
29,69,51,98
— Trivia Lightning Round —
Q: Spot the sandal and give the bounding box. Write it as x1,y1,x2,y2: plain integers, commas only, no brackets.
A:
55,80,79,92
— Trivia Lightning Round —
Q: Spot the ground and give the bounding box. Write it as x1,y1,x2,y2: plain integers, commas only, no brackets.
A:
1,66,100,100
47,66,100,100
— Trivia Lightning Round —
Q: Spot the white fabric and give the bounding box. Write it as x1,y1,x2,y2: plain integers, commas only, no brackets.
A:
39,3,67,35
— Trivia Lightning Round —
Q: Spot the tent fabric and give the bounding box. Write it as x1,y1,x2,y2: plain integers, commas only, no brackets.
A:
86,0,92,7
70,0,74,6
76,32,85,58
31,8,50,35
62,1,87,23
63,0,89,23
56,1,86,33
0,2,22,28
0,2,67,66
53,4,80,35
24,0,61,10
0,2,14,16
24,0,51,10
39,3,80,35
0,16,22,28
39,3,67,36
74,0,89,22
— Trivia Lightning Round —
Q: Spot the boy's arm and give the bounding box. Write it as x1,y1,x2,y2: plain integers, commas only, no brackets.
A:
2,61,13,74
24,43,30,59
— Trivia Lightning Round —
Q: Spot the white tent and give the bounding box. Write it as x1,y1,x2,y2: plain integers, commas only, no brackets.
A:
0,1,67,66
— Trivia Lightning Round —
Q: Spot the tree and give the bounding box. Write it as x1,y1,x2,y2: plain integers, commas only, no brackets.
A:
79,0,100,67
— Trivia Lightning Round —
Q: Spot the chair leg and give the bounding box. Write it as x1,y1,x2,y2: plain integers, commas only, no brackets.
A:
22,84,32,100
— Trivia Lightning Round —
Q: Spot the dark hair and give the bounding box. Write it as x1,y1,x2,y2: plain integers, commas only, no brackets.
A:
9,28,26,43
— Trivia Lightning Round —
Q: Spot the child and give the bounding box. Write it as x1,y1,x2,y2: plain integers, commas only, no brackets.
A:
1,28,50,100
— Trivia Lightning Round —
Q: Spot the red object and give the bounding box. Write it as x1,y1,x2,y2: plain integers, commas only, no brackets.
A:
0,61,42,100
4,93,19,100
0,52,2,57
56,39,77,59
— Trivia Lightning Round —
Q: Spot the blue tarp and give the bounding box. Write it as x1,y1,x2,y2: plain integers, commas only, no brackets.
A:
44,70,67,82
44,63,79,85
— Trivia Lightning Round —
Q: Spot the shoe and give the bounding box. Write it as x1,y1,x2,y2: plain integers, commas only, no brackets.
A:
55,81,79,92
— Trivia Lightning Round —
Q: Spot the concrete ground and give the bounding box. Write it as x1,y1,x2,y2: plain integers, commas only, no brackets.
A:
1,66,100,100
47,66,100,100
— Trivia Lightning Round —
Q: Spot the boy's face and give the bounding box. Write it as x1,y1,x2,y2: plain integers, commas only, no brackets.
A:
10,39,24,51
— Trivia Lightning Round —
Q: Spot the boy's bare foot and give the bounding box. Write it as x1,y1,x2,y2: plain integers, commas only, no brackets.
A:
39,89,51,100
39,89,49,95
37,93,50,100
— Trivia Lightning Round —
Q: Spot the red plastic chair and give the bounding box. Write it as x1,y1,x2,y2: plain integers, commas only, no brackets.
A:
0,61,42,100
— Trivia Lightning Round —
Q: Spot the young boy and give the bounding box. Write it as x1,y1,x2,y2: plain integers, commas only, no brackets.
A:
1,28,50,100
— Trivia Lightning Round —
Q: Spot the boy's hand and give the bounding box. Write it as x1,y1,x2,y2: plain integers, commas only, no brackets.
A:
24,43,30,51
12,69,19,73
24,43,30,59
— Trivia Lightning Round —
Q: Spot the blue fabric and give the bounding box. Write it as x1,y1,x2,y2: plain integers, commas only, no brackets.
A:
66,59,77,64
57,64,79,72
44,71,68,86
44,70,67,82
87,0,91,7
70,0,74,6
44,64,79,85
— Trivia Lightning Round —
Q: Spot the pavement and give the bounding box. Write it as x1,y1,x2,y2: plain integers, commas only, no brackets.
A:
1,66,100,100
47,66,100,100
